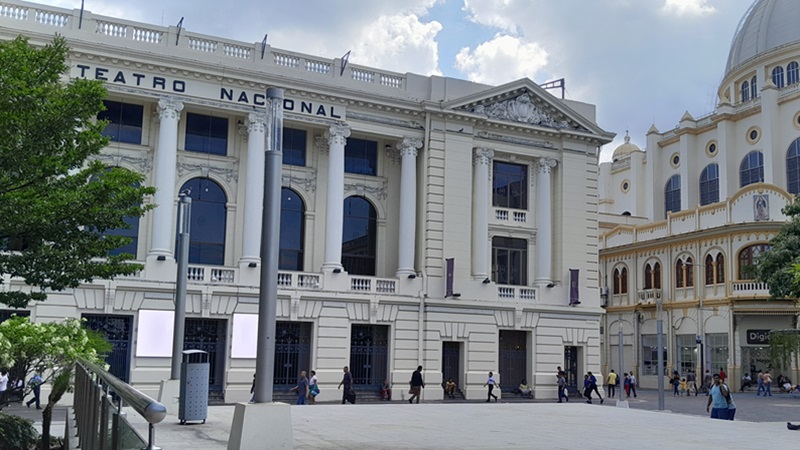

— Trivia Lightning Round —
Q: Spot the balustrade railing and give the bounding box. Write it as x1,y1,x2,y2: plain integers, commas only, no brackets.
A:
497,286,536,300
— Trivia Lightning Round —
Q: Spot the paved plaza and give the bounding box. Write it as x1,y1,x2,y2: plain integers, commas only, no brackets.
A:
6,389,800,449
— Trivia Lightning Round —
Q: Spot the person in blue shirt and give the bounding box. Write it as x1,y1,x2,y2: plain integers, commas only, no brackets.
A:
706,373,730,420
26,372,43,409
587,371,604,404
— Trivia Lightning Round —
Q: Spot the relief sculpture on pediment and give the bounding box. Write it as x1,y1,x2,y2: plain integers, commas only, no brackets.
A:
470,93,570,129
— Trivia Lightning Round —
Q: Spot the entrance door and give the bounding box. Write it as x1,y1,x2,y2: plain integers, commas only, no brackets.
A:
564,346,579,394
350,324,389,389
742,347,771,376
184,318,227,400
442,342,461,392
273,321,312,389
499,330,527,392
82,314,133,383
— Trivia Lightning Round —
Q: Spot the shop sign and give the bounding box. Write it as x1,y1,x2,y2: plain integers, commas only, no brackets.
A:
746,329,771,345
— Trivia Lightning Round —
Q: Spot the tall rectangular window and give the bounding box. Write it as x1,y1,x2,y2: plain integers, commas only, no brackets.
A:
492,237,527,286
642,334,667,375
99,100,144,144
185,112,228,155
344,138,378,175
706,333,728,373
493,162,528,209
283,127,307,166
676,335,697,374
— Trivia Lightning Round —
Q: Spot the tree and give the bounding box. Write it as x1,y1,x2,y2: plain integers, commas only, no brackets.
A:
0,36,154,308
751,198,800,299
0,316,110,450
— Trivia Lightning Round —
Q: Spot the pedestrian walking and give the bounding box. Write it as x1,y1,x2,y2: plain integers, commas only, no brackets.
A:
289,370,309,405
26,372,43,409
607,370,617,399
308,370,319,404
703,370,713,395
672,371,681,396
623,372,631,397
484,371,499,402
338,366,355,404
588,371,604,404
583,374,592,403
763,371,773,396
687,370,698,396
756,370,764,395
719,367,727,383
0,369,8,406
706,373,731,420
408,366,425,404
557,372,569,403
628,371,638,397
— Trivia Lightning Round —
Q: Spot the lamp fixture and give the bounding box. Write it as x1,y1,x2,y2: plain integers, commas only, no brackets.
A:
408,274,416,279
156,255,166,261
546,282,555,288
332,268,342,274
452,293,462,298
482,278,491,284
248,262,258,268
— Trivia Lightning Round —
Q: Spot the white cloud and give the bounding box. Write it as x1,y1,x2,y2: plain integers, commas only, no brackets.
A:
662,0,716,16
463,0,518,33
455,35,547,85
352,14,443,76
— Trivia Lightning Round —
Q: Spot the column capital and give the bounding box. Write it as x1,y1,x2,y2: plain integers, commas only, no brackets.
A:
397,137,423,158
537,157,558,174
325,123,351,146
473,147,494,166
157,98,184,121
247,111,268,134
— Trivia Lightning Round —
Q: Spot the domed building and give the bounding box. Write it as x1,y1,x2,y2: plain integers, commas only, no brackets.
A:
599,0,800,390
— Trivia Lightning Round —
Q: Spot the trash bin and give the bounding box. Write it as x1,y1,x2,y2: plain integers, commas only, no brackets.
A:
179,349,209,424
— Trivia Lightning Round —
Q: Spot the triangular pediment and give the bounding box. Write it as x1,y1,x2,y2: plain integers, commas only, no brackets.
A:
444,79,608,138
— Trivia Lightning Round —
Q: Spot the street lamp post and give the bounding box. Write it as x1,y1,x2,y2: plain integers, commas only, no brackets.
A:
170,192,191,380
657,293,665,411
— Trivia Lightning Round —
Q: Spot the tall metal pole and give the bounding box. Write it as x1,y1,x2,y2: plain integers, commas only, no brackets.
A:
171,193,191,379
657,296,665,411
254,88,284,403
618,325,624,390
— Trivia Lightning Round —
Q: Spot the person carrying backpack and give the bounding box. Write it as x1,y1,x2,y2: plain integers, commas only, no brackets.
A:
706,373,731,420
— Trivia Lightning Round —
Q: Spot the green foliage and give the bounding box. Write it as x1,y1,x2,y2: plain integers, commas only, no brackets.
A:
752,199,800,298
769,330,800,373
0,36,155,308
0,413,38,450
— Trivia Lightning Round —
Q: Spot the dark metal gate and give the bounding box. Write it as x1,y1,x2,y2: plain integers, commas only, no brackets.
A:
499,330,527,392
273,321,312,388
564,346,579,394
442,341,461,391
0,309,30,323
350,324,388,389
184,318,226,396
82,314,133,383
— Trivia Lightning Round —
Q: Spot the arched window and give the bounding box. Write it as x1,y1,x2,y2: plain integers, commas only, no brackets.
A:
613,269,621,295
342,196,377,276
705,254,715,285
644,264,653,290
92,168,141,258
279,188,305,271
699,164,719,206
740,151,764,187
620,267,628,294
738,244,771,280
179,178,227,265
644,262,661,290
716,253,725,283
664,175,681,215
653,262,662,289
787,138,800,194
675,259,684,288
751,75,758,99
788,62,799,85
772,66,785,88
685,257,694,287
741,80,750,102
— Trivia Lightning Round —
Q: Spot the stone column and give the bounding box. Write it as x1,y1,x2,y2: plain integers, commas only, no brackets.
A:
472,148,493,280
240,112,268,264
322,124,350,271
396,137,423,278
535,157,557,284
148,98,183,258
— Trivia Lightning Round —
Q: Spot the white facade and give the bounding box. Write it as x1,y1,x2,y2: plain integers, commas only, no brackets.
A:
599,0,800,390
0,0,613,401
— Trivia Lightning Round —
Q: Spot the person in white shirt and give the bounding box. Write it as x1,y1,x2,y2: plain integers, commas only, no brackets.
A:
0,370,8,406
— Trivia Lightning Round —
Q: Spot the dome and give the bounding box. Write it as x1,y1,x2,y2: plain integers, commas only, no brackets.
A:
612,131,641,161
726,0,800,75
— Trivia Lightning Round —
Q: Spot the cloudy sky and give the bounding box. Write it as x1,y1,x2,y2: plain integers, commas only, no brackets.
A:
37,0,755,160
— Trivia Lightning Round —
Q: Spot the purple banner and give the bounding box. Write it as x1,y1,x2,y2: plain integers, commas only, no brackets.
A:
569,269,580,306
445,258,454,297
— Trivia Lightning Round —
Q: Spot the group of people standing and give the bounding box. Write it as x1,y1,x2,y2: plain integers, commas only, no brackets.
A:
0,369,44,410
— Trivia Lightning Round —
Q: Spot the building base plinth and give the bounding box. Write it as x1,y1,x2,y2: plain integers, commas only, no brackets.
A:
227,402,293,450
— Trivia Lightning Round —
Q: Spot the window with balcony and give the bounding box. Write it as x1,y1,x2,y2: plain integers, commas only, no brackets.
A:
342,196,377,276
707,253,726,285
280,188,305,271
741,81,750,102
751,75,758,99
699,164,719,206
613,267,628,295
676,335,697,374
344,138,378,176
789,62,799,85
492,237,527,286
492,161,528,209
787,138,800,194
675,257,694,288
642,334,667,376
185,113,228,155
644,262,661,290
99,100,144,144
738,244,770,280
705,254,714,285
283,127,307,166
716,253,725,284
740,151,764,187
664,175,681,215
178,178,227,265
772,66,785,89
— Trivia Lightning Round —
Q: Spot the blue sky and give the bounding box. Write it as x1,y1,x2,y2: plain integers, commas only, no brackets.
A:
34,0,755,160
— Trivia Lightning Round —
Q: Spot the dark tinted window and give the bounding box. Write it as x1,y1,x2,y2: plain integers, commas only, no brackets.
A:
492,236,527,286
699,164,719,206
99,100,144,144
342,196,377,275
664,175,681,215
185,113,228,155
178,178,227,265
280,188,305,270
787,139,800,194
344,138,378,175
739,151,764,187
493,162,528,209
282,128,307,166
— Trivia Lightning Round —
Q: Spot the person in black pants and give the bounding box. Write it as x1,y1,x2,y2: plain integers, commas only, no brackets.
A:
408,366,425,403
337,366,353,404
484,371,499,402
587,372,604,404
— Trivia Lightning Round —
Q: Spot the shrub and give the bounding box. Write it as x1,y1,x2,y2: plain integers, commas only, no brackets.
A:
0,412,38,450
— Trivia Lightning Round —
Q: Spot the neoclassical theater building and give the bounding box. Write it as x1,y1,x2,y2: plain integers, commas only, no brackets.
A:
599,0,800,390
0,0,613,401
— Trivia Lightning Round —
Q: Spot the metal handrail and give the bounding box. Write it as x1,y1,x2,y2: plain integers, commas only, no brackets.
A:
79,359,167,424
